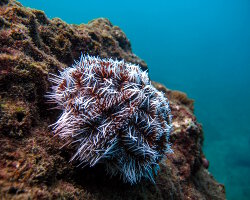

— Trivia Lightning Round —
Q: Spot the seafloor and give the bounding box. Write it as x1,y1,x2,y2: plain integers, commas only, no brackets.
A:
0,0,225,199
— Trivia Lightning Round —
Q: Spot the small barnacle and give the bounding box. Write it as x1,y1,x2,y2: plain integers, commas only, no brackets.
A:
47,54,172,184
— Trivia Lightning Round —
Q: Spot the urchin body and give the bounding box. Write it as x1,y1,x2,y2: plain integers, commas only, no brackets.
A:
47,55,172,184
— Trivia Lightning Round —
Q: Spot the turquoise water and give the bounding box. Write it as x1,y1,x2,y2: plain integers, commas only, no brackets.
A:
19,0,250,199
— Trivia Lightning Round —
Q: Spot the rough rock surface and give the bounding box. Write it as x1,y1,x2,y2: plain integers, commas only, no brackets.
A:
0,0,225,199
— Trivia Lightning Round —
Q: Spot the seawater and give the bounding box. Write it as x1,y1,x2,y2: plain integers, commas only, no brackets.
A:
18,0,250,199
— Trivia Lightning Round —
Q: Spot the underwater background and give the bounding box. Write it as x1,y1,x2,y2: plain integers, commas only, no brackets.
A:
18,0,250,199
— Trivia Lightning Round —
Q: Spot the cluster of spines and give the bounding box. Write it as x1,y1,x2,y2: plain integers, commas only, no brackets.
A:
47,54,172,184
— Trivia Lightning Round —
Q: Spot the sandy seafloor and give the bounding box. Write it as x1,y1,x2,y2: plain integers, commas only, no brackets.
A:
17,0,250,199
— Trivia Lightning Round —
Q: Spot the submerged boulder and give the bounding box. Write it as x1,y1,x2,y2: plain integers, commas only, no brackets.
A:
0,1,225,199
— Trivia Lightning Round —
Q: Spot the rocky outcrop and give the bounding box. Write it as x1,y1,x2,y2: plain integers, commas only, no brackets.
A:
0,0,225,199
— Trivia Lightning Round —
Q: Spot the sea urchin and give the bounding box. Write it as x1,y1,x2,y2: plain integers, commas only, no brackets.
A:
47,55,172,184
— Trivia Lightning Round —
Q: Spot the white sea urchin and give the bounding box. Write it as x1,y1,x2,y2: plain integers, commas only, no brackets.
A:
47,55,172,184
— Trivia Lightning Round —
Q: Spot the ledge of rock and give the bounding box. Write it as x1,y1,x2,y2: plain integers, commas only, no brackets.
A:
0,1,225,199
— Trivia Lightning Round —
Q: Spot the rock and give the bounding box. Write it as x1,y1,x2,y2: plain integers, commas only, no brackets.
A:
0,0,225,199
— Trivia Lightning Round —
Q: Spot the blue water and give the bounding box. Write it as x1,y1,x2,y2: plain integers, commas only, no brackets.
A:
19,0,250,199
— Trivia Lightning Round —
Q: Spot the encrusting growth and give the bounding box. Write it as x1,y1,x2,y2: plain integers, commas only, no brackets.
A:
47,55,172,184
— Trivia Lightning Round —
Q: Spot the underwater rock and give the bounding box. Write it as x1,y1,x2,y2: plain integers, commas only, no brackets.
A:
0,0,225,199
